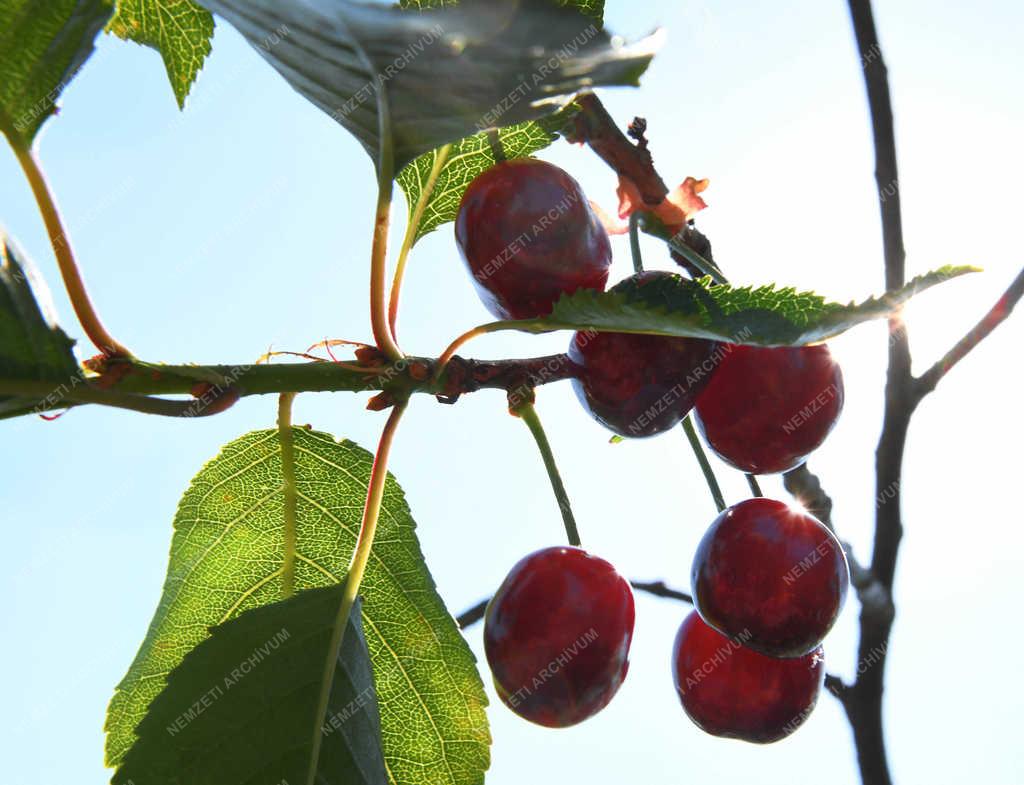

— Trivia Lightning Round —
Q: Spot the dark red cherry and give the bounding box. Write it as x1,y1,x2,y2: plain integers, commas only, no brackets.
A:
454,158,612,320
483,546,635,727
672,611,825,743
694,343,844,474
568,271,722,438
692,497,849,658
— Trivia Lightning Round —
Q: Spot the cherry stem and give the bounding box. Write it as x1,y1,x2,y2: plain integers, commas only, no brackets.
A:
515,400,582,547
681,415,726,513
278,393,299,599
745,474,763,497
370,179,404,362
388,144,452,339
629,219,727,515
307,401,407,784
12,143,131,358
629,211,644,273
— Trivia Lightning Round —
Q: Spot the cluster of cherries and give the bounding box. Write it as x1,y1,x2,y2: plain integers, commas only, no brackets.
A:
456,159,849,742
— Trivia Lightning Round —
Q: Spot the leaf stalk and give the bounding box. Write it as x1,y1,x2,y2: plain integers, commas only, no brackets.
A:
12,144,131,357
306,401,407,785
370,180,404,362
388,144,452,338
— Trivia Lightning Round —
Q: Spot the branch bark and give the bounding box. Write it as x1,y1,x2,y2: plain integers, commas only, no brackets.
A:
843,2,907,782
569,93,708,279
5,353,583,420
569,94,669,205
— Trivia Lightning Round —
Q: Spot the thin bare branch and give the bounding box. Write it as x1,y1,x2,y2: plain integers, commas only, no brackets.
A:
456,579,693,630
783,464,876,593
915,265,1024,399
846,1,911,782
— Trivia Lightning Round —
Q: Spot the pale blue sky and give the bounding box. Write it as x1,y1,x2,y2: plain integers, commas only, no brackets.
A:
1,1,1021,783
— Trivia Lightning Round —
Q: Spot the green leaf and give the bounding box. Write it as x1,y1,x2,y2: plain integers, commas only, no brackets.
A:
106,0,214,109
502,266,980,345
198,0,657,174
0,231,82,418
396,109,575,245
114,590,388,785
105,428,490,785
0,0,114,146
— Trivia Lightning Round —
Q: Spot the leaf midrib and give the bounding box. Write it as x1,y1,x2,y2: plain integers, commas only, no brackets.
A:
408,142,452,243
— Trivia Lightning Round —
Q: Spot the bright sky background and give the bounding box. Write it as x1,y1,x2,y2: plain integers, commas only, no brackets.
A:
1,1,1021,783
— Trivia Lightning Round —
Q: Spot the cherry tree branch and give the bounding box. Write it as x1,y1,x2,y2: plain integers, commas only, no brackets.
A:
5,353,583,420
24,254,1017,424
0,379,238,418
569,94,668,205
569,95,707,280
455,600,489,629
914,265,1024,399
826,674,852,701
783,464,875,592
455,580,694,629
782,463,834,525
843,2,908,782
628,580,694,604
